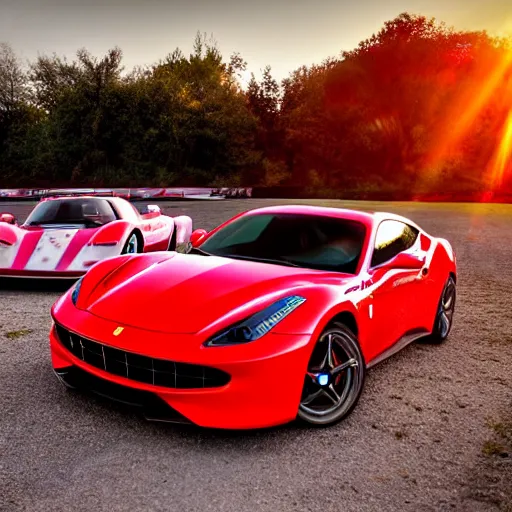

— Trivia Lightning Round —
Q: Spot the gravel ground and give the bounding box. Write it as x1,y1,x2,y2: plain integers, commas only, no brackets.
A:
1,199,511,512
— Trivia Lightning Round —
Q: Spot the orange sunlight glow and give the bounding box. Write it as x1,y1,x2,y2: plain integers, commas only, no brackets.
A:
487,109,512,189
422,47,512,192
431,52,512,163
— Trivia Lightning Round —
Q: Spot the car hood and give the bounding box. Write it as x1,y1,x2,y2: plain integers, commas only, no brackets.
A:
82,253,344,334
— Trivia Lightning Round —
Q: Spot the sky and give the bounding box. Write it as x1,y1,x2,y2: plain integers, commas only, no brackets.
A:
1,0,512,84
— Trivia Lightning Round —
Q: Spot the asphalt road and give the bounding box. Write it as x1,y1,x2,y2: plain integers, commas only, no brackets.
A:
1,199,511,512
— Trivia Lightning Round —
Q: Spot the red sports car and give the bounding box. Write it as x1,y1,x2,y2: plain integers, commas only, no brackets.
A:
49,205,457,429
0,195,192,278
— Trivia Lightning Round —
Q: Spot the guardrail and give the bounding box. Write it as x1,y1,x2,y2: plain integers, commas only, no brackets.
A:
0,188,253,201
1,187,511,203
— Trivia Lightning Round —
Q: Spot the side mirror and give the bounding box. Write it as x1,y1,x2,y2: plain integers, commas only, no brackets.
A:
0,213,17,225
386,252,425,270
190,228,208,247
146,205,161,214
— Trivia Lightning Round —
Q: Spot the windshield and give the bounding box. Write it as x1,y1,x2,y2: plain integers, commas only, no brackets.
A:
24,198,118,227
198,213,366,274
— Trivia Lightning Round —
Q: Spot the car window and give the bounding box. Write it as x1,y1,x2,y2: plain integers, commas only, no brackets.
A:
370,220,419,267
24,198,118,227
199,213,367,274
201,214,274,249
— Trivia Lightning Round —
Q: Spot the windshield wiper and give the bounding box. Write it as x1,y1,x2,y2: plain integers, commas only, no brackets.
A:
225,255,301,267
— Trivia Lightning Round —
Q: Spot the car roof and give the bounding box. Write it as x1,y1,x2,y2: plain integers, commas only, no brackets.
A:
41,195,127,206
244,204,373,223
243,204,421,231
42,195,110,202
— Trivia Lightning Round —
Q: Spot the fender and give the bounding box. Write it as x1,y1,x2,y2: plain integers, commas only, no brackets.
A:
277,294,364,373
88,220,137,248
309,300,362,346
422,238,456,286
173,215,193,251
290,296,374,372
0,223,19,246
436,237,457,274
270,285,362,339
270,284,368,361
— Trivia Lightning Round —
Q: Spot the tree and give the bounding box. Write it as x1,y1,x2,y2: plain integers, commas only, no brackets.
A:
0,43,44,185
0,43,30,113
1,17,512,193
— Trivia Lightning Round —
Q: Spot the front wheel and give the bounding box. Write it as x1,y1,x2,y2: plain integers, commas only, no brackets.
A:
297,322,366,427
121,232,140,254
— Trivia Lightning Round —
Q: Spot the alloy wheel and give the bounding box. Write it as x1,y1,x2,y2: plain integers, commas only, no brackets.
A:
437,278,456,338
298,323,365,426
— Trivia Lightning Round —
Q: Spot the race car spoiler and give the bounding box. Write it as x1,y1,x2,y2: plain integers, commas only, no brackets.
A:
39,191,116,201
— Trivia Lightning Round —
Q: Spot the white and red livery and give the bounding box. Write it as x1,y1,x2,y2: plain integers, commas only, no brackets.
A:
0,196,193,278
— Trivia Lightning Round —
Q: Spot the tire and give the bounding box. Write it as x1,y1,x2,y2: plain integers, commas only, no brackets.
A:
297,322,366,427
121,232,141,254
426,276,456,344
167,229,177,251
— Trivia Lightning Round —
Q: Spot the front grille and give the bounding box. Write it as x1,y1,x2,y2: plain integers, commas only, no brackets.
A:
54,323,230,389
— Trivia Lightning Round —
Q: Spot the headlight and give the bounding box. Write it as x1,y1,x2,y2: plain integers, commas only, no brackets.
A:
204,295,306,347
71,277,83,306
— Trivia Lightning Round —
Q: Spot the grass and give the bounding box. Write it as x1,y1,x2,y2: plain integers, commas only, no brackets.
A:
5,329,33,339
482,440,507,456
480,417,512,510
485,418,512,451
491,421,512,441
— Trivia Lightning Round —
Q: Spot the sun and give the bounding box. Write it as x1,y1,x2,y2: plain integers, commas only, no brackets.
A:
239,68,253,86
495,17,512,39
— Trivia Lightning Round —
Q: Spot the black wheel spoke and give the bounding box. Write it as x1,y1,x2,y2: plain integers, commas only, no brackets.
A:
439,281,455,336
439,311,450,336
299,325,365,424
332,358,358,375
443,288,454,310
322,384,341,405
302,388,323,406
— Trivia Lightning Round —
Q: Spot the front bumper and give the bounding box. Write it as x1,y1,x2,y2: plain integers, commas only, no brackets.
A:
53,365,194,424
49,313,313,430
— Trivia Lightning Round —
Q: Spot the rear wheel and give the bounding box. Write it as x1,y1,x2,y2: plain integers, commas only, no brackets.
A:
427,276,456,343
167,229,177,251
298,322,366,426
121,232,140,254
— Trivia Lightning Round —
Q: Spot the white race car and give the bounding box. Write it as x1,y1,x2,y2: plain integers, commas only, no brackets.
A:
0,195,193,278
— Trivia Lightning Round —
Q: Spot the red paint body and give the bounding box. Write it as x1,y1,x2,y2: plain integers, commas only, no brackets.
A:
50,205,456,429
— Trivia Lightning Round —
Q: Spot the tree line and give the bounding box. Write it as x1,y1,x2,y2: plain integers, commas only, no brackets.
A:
1,13,511,195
